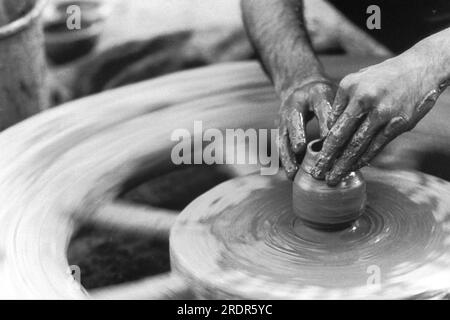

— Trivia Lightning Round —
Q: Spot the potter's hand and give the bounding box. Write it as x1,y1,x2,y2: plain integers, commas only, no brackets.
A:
241,0,338,179
279,80,336,180
311,51,450,185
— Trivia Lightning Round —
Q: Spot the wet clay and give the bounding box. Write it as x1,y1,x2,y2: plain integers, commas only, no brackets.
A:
292,139,366,230
171,168,450,299
3,59,450,298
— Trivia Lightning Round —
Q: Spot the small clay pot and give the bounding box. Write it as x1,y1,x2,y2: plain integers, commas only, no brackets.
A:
292,139,366,230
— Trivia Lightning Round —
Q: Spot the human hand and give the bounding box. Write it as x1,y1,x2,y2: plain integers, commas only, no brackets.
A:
311,52,450,185
279,79,336,180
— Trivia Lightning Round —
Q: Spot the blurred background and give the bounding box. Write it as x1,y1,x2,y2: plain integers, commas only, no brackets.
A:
44,0,389,105
42,0,392,291
0,0,391,292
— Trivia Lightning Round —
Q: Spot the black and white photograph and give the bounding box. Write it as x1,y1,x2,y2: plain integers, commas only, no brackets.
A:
0,0,449,307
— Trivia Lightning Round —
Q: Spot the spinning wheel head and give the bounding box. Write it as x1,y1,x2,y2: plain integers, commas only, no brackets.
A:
170,169,450,299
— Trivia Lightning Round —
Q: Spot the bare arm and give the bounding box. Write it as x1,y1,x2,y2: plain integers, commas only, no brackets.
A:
241,0,336,179
241,0,326,97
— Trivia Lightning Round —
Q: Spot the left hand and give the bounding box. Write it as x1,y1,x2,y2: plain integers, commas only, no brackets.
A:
310,51,449,185
278,79,336,180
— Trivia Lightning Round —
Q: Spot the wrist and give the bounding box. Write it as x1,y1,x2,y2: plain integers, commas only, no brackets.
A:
407,31,450,87
275,64,326,94
279,75,332,103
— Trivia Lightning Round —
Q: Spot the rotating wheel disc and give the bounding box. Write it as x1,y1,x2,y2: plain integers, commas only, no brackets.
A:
171,169,450,299
1,57,450,299
0,61,275,299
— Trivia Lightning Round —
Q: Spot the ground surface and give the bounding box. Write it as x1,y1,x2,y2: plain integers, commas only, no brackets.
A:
68,165,232,289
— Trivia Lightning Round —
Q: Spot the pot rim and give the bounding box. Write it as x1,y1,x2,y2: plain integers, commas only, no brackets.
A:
299,138,323,175
0,0,49,39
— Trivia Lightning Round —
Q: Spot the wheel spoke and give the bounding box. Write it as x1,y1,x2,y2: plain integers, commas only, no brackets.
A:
90,273,193,300
86,201,177,238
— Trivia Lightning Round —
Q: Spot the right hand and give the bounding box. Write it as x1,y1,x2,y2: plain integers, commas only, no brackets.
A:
278,79,337,180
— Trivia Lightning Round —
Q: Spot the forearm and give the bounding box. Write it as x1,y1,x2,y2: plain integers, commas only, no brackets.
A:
241,0,326,98
403,28,450,89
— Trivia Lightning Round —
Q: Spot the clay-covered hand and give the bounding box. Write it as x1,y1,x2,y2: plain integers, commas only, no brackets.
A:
279,80,336,180
311,53,450,185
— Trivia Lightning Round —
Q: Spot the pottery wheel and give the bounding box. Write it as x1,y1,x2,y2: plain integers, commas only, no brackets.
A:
3,58,450,299
171,168,450,299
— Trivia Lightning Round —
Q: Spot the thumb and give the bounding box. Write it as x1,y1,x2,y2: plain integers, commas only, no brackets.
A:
313,99,333,138
286,108,308,155
310,84,336,138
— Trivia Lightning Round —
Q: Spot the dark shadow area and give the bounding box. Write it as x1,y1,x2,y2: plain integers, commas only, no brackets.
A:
68,165,234,289
68,224,170,289
418,151,450,182
121,164,233,210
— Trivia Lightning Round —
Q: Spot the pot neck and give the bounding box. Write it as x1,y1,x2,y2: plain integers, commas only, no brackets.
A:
300,139,323,179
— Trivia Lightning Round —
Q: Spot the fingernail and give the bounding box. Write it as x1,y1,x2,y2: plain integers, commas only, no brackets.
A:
310,156,326,178
310,166,322,179
292,142,306,154
326,173,340,186
285,166,298,180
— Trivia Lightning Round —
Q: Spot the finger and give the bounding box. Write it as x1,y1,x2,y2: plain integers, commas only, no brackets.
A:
311,98,367,179
353,115,410,169
310,83,336,137
326,110,388,185
327,86,349,130
312,97,333,138
278,121,298,180
286,108,308,155
411,87,439,123
353,88,440,170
